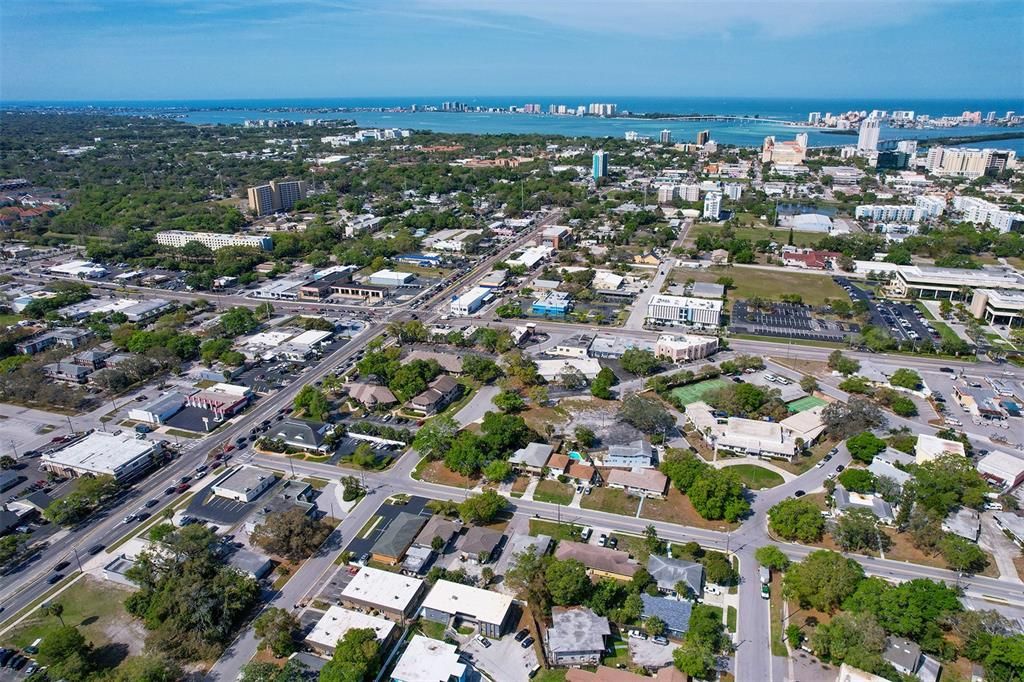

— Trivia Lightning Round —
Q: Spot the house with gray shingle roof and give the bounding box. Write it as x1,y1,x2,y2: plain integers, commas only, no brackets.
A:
545,607,611,667
647,555,705,599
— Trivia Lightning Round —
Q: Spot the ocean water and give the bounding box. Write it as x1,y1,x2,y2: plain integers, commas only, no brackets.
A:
11,96,1024,151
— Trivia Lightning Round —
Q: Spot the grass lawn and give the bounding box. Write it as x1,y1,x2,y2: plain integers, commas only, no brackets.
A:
529,518,586,542
687,224,824,249
2,575,146,672
727,606,737,633
165,428,202,439
357,515,382,539
602,635,631,669
302,477,330,490
417,618,447,641
776,438,837,475
673,265,847,306
769,574,787,657
533,479,574,506
669,378,731,405
0,313,24,326
641,487,738,532
533,671,568,682
727,464,785,489
581,487,639,516
511,475,531,494
609,532,654,563
881,529,999,578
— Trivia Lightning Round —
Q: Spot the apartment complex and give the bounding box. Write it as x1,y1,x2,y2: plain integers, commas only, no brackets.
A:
155,230,273,251
247,179,309,216
925,147,1016,179
952,196,1024,233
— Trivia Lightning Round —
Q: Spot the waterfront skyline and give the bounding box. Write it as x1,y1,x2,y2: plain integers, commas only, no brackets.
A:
2,0,1023,102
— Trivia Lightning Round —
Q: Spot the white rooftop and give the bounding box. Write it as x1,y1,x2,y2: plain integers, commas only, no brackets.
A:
305,606,396,651
289,329,332,346
391,635,465,682
420,580,513,626
648,294,723,311
42,431,155,475
915,433,966,463
341,566,424,612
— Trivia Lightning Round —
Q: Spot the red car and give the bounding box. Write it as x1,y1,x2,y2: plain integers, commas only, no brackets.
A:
175,483,190,493
223,444,235,453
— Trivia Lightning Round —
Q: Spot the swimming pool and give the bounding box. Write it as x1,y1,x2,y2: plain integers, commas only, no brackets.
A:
568,451,583,461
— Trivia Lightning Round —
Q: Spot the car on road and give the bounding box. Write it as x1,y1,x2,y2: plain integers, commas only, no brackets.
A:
514,629,529,642
46,573,64,585
828,448,839,456
815,460,826,468
823,454,833,462
54,560,70,572
87,543,105,555
122,514,136,524
940,367,954,373
794,490,806,497
175,483,190,493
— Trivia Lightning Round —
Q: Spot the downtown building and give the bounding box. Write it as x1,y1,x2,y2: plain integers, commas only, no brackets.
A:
247,179,309,216
925,147,1016,179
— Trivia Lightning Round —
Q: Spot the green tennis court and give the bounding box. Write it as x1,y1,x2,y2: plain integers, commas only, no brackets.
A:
787,396,828,413
669,378,730,405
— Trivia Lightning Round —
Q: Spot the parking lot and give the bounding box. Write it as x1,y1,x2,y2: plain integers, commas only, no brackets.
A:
836,277,938,345
730,300,854,343
629,634,678,668
340,496,432,560
459,623,538,682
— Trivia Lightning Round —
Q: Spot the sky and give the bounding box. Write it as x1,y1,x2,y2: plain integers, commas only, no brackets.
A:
1,0,1023,102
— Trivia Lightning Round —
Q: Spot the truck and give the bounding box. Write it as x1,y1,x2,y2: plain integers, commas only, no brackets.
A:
759,566,771,585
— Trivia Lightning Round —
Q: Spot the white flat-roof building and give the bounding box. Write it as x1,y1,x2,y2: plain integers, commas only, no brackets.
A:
368,269,415,286
420,580,515,637
970,289,1024,327
341,566,426,621
155,230,273,251
977,451,1024,490
305,606,397,656
536,357,603,381
42,432,159,481
211,465,277,502
391,635,466,682
646,295,722,328
687,401,798,461
885,264,1024,300
915,433,966,464
450,286,492,316
506,245,552,269
49,260,108,278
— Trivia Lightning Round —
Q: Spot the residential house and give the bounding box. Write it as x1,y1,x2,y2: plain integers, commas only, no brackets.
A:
409,376,462,415
883,637,941,682
412,515,460,551
460,526,503,563
43,361,91,384
509,442,554,474
391,635,466,682
647,555,705,598
604,439,655,468
605,469,668,499
834,485,895,524
545,607,611,667
419,580,515,637
554,541,639,581
942,508,981,542
340,567,426,622
403,350,465,375
371,512,428,565
640,593,692,638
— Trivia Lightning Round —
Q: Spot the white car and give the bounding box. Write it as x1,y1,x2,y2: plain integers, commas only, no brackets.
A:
704,584,722,595
815,460,826,468
628,630,647,640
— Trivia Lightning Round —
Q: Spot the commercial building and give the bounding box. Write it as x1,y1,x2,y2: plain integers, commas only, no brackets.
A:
185,382,252,419
857,118,880,152
346,382,398,410
265,419,334,453
554,541,639,581
884,264,1024,300
536,357,602,382
646,295,723,328
247,179,309,216
532,291,573,316
305,606,397,657
550,333,595,359
408,375,462,415
592,151,609,180
127,392,187,425
507,245,553,270
211,465,277,502
391,636,466,682
915,433,966,464
449,286,492,316
687,401,799,461
994,513,1024,546
587,335,657,359
48,260,108,278
541,226,572,249
420,580,515,637
976,451,1024,490
122,299,174,323
155,230,273,251
970,284,1024,323
545,607,611,667
654,334,718,362
41,432,160,481
341,566,426,622
942,507,981,542
367,269,414,286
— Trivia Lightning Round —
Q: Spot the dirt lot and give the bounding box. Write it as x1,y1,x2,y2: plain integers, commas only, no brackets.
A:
418,459,480,488
581,487,639,516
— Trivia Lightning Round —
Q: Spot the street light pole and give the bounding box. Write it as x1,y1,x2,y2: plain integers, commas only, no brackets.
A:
72,547,83,573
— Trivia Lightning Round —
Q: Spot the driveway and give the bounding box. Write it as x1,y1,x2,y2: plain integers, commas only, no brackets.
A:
454,385,500,427
979,513,1024,583
459,628,538,682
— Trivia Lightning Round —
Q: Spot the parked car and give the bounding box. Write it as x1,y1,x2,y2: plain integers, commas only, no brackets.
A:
761,583,771,600
476,635,491,648
514,629,529,642
794,490,806,497
607,537,618,549
521,636,534,649
652,636,669,646
628,630,647,640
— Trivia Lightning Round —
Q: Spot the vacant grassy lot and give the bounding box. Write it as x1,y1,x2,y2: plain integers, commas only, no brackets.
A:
669,378,731,405
687,224,824,249
529,518,586,542
3,575,145,671
533,479,574,506
640,487,739,532
581,487,639,516
674,266,847,307
727,464,785,489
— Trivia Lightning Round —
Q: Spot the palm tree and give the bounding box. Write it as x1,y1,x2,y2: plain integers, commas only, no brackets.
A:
42,602,65,627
